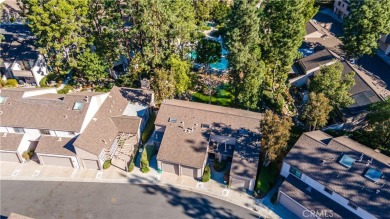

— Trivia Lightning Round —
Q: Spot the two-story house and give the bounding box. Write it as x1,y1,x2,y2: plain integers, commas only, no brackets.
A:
0,24,48,86
333,0,350,19
278,131,389,219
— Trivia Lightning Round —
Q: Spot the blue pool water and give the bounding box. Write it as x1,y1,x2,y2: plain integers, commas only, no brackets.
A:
189,47,229,71
298,48,314,57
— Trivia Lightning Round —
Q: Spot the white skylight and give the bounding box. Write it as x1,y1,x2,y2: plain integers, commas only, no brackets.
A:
73,102,84,110
339,154,355,168
365,168,382,182
0,96,7,104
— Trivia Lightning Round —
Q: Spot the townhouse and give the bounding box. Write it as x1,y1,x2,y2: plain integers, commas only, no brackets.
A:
0,86,154,170
278,131,389,219
333,0,350,19
153,99,262,191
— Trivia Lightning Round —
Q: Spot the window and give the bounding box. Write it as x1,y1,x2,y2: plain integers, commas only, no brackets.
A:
73,102,84,110
289,166,302,179
324,187,333,195
169,118,177,123
339,154,355,168
0,96,7,104
39,129,50,135
14,127,25,133
364,168,383,182
347,202,358,210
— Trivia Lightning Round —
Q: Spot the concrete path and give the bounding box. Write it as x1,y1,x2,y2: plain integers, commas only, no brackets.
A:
0,161,280,219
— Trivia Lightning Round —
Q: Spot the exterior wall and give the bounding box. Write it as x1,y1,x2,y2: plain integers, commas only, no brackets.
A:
16,134,31,158
305,60,338,74
80,93,109,133
24,128,41,141
0,127,8,132
154,125,166,132
333,0,350,19
54,130,77,138
31,55,48,86
379,41,390,55
74,147,101,169
282,161,375,219
22,88,57,98
289,74,311,87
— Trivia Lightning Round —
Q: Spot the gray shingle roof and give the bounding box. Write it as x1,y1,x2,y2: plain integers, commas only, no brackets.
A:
284,131,390,219
155,100,262,177
0,132,24,151
305,21,319,35
35,136,76,156
299,49,335,73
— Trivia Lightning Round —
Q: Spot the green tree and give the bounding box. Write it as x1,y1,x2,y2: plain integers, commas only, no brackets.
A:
366,99,390,149
196,38,222,66
226,0,264,109
309,62,355,108
260,110,293,163
342,0,390,58
302,92,333,131
211,1,231,24
259,0,317,94
21,0,89,74
150,68,175,104
167,55,191,96
76,49,108,84
194,0,217,23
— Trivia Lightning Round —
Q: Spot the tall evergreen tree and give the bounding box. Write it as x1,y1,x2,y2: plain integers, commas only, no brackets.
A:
366,99,390,149
309,62,355,108
342,0,390,58
226,0,264,109
302,92,333,131
21,0,89,74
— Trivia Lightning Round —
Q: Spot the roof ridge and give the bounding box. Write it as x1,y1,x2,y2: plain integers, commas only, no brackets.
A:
301,131,330,145
163,101,262,120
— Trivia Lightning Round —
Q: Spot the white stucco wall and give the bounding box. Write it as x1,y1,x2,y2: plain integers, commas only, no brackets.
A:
16,134,31,155
0,127,8,132
37,153,80,169
24,128,41,141
54,130,78,138
22,88,56,98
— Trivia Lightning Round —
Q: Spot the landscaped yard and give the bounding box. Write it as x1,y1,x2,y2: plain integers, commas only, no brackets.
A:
140,145,156,173
255,162,280,197
192,84,234,107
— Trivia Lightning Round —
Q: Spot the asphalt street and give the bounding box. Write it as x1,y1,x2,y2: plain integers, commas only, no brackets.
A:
0,180,258,219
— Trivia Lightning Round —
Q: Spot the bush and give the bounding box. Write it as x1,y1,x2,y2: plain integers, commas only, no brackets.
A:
5,79,18,87
141,113,156,144
22,151,30,161
213,159,226,172
128,161,135,172
103,160,111,169
201,165,211,182
57,85,73,94
39,76,48,87
141,165,150,173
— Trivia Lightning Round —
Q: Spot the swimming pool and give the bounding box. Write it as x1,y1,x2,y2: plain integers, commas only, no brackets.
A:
189,47,229,71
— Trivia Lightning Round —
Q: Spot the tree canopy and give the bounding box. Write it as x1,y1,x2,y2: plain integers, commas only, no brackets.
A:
303,92,333,131
196,38,222,65
342,0,390,58
366,98,390,149
309,62,355,108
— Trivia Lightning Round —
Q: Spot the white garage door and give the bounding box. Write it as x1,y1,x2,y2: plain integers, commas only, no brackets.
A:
181,165,197,178
278,192,313,219
163,162,179,175
230,177,247,190
40,155,73,168
0,152,20,163
83,159,100,169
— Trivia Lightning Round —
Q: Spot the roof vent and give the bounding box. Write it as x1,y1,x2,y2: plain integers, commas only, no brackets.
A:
2,133,7,137
0,111,3,114
64,115,68,118
84,96,89,103
102,140,107,144
57,137,62,142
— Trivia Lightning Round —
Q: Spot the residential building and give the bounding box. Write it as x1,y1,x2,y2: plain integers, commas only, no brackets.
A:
0,24,48,86
379,34,390,55
304,20,324,40
0,86,154,170
154,99,262,191
278,131,389,219
333,0,350,19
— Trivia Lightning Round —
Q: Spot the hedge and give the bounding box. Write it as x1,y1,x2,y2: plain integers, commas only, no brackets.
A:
201,165,211,182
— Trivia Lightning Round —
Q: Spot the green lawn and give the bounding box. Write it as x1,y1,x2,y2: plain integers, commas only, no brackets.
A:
192,84,234,107
255,162,279,196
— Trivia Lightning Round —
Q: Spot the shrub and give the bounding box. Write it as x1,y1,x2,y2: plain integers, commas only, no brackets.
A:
213,159,226,172
39,76,48,87
141,165,150,173
57,85,73,94
201,165,211,182
5,79,18,87
103,160,111,169
128,161,135,172
141,113,156,144
22,151,30,161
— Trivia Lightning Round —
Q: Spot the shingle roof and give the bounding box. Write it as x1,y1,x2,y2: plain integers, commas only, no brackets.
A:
156,100,262,176
284,131,390,219
0,132,24,151
279,175,360,219
305,20,320,35
35,136,76,156
73,86,153,156
0,88,101,132
0,24,39,62
299,49,335,73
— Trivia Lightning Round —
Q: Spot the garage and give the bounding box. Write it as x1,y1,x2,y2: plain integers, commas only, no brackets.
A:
181,165,197,178
0,151,20,163
83,159,100,169
39,155,74,168
162,162,179,175
230,177,248,190
278,191,310,219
